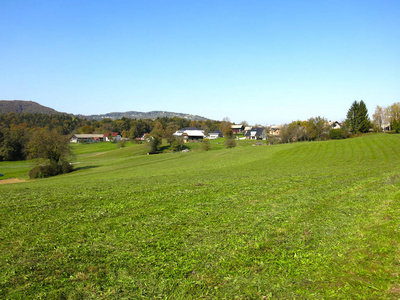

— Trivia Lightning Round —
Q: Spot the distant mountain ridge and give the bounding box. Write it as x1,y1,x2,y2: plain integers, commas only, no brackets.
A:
0,100,61,114
0,100,209,121
85,111,208,121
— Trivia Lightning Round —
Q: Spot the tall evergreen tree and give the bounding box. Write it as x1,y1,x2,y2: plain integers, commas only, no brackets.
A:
346,100,370,133
357,100,370,133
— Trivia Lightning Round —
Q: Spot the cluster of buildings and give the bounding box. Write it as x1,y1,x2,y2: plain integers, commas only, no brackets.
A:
172,125,283,142
70,121,343,143
70,132,122,143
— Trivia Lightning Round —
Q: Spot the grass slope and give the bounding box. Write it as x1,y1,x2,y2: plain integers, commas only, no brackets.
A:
1,135,400,299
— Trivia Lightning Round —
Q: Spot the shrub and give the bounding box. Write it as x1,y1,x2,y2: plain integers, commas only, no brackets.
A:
29,166,46,179
224,138,236,148
202,139,211,151
29,161,73,179
329,128,348,140
171,138,184,152
61,161,74,174
116,139,126,148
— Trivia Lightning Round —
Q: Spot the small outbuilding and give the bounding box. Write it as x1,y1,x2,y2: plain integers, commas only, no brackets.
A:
208,130,223,139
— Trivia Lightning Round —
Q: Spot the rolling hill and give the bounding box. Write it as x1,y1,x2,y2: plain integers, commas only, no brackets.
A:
0,100,61,114
1,134,400,298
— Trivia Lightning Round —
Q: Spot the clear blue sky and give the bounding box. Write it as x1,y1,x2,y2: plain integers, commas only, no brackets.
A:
1,0,399,125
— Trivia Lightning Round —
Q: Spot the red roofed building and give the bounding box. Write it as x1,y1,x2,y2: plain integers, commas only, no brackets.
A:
104,132,122,142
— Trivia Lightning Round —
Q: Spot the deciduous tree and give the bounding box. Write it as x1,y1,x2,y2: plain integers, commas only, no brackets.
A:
306,116,328,141
385,102,400,131
164,123,178,145
150,122,164,140
27,129,73,178
27,129,72,164
220,117,232,138
372,105,385,132
0,127,28,161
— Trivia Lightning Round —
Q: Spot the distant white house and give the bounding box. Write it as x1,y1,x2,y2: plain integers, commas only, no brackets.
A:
173,127,205,142
208,130,223,139
329,121,342,130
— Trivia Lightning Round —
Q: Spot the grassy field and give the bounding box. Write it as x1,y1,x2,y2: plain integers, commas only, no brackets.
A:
1,135,400,299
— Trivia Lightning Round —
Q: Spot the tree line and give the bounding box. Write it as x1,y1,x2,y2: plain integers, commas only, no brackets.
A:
0,112,225,161
272,100,371,144
0,113,83,161
2,99,399,164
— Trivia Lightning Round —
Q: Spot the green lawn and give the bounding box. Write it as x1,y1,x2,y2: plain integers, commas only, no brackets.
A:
1,134,400,299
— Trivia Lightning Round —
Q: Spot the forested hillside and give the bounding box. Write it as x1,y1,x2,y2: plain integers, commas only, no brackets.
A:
0,100,61,114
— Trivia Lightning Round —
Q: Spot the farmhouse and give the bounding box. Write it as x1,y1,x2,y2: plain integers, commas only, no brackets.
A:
243,126,253,135
135,133,148,143
231,124,244,134
173,127,205,142
245,127,267,140
70,134,104,143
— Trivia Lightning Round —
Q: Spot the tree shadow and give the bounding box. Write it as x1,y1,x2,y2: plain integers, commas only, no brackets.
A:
73,165,100,172
158,145,171,152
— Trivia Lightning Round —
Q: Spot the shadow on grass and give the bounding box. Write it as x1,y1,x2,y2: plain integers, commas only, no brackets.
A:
159,145,171,152
73,165,100,172
158,144,190,153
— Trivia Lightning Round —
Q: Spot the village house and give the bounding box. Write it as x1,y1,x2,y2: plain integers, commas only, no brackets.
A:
208,130,223,139
134,133,148,143
243,126,253,135
245,127,267,140
329,121,342,130
104,132,122,142
269,125,282,136
173,127,205,142
231,124,244,134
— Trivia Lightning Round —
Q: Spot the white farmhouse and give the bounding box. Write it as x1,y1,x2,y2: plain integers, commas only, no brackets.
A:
173,127,205,142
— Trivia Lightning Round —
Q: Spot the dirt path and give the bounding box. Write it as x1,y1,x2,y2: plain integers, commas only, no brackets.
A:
0,178,28,185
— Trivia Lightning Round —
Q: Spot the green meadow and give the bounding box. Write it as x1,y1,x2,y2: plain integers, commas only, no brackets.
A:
1,134,400,299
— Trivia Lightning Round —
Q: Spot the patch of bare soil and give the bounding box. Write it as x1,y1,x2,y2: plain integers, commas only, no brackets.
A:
391,286,400,296
0,178,27,185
